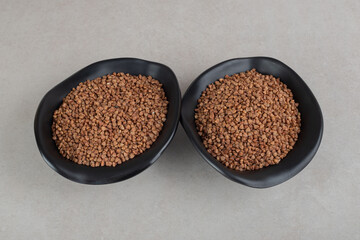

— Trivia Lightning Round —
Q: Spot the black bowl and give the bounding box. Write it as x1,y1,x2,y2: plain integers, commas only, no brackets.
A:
181,57,323,188
35,58,181,184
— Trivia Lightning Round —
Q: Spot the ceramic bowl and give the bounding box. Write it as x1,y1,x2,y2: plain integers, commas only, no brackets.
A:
35,58,181,184
181,57,323,188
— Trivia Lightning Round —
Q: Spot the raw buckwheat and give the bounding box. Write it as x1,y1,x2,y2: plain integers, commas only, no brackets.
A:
52,72,168,167
195,69,301,171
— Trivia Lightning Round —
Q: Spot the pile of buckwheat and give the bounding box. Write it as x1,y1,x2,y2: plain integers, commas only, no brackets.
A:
52,72,168,167
195,69,301,171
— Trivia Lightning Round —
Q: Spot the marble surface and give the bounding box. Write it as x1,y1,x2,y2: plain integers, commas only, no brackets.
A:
0,0,359,239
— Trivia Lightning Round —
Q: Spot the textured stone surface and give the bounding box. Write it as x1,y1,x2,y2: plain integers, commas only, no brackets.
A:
0,0,359,239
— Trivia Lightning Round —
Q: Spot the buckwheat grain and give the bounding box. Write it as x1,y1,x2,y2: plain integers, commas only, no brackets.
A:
195,69,301,171
52,72,168,167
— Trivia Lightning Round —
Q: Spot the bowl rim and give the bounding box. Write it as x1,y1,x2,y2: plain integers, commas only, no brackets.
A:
34,57,181,184
180,56,324,188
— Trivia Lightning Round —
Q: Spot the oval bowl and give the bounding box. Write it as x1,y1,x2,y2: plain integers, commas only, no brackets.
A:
35,58,181,184
181,57,323,188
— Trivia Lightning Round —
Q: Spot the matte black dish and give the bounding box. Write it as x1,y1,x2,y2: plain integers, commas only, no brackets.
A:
181,57,323,188
35,58,181,184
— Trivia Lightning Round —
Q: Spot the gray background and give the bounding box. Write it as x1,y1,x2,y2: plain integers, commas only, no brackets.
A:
1,0,359,239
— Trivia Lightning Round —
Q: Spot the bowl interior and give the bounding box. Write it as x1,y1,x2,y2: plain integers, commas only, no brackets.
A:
35,58,181,184
181,57,323,188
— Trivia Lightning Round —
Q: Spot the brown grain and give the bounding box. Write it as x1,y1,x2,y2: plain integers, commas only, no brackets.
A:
52,72,168,167
195,69,301,171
